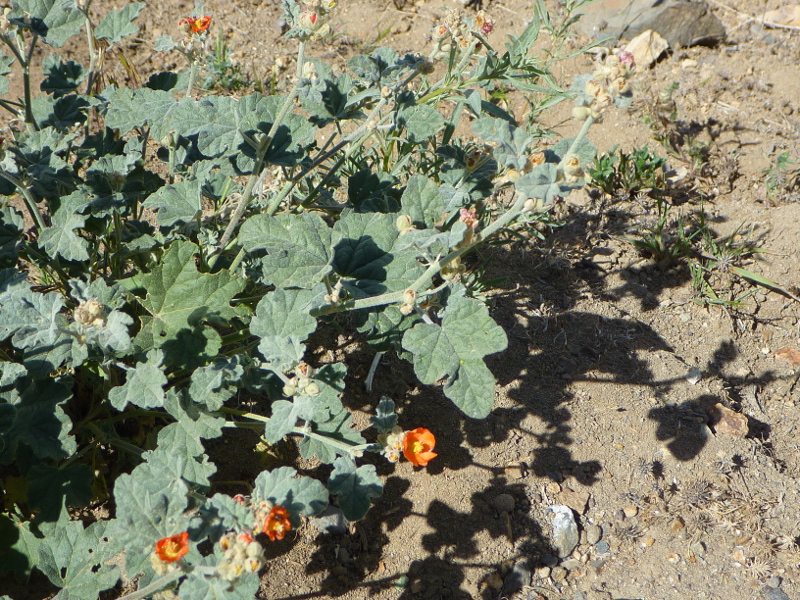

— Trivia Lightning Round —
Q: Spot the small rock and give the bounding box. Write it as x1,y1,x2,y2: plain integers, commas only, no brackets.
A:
762,588,792,600
493,493,515,513
766,576,782,589
623,505,639,518
309,506,348,535
536,566,551,579
546,482,562,495
541,554,559,567
731,546,746,563
666,553,680,563
669,517,685,532
625,29,669,68
644,537,655,547
550,505,580,558
576,0,725,47
410,579,424,593
501,561,532,595
586,524,603,545
561,558,582,570
712,403,749,437
551,566,567,583
560,488,591,515
685,367,703,385
595,540,611,554
681,58,698,69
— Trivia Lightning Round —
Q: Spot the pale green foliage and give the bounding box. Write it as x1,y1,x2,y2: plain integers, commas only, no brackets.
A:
0,0,603,597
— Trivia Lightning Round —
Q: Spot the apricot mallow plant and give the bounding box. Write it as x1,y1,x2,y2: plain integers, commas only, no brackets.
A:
0,0,621,597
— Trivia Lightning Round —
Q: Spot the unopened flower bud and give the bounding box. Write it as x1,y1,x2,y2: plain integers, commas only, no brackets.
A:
302,61,318,80
612,77,631,95
594,91,613,110
299,11,319,30
303,382,320,396
283,379,297,397
403,289,416,306
572,106,592,121
525,151,546,172
617,49,635,70
563,155,583,178
396,214,414,234
584,79,602,99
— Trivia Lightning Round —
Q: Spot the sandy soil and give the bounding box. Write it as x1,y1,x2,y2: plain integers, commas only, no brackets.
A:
4,0,800,599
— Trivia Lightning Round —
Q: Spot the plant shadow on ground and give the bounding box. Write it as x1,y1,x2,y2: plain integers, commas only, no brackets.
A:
242,195,787,598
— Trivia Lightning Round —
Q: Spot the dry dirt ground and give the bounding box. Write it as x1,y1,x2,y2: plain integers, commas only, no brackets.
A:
5,0,800,599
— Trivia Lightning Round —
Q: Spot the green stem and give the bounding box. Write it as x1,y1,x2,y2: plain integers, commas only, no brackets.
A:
185,59,199,98
83,10,98,95
85,423,144,458
558,114,594,168
115,566,214,600
0,169,46,231
221,409,372,455
312,193,528,317
19,31,37,129
210,41,306,259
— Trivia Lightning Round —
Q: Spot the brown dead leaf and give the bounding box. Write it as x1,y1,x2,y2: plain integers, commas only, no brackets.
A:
712,403,749,437
775,346,800,366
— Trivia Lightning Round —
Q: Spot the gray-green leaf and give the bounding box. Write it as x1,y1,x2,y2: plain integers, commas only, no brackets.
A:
328,457,382,522
402,289,507,418
108,349,168,411
94,3,145,44
251,288,317,371
252,467,328,526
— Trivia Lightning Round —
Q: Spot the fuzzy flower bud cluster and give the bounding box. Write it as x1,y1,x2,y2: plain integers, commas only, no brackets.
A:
283,363,320,397
216,531,265,582
296,0,336,41
74,299,106,328
573,49,635,121
398,289,417,316
502,150,545,184
433,9,493,60
378,425,406,463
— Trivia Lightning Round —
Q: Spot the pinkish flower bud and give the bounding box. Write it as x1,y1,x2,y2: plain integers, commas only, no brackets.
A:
459,208,479,229
618,49,635,69
299,11,319,30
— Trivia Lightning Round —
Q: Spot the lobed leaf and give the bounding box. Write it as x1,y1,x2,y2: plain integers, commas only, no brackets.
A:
94,2,145,44
253,466,328,526
251,287,318,371
328,457,383,522
402,288,507,418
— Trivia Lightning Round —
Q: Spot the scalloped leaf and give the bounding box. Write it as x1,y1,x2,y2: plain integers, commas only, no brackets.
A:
142,179,202,228
36,519,120,600
108,349,167,411
328,457,382,522
251,288,317,371
402,289,507,418
252,467,328,526
94,3,144,44
240,213,334,289
369,396,397,433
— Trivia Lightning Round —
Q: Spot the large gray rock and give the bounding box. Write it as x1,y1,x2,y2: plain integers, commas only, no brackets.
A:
575,0,725,48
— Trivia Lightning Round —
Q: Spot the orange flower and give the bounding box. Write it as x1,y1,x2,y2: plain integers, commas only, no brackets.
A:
403,428,438,467
179,15,212,34
263,505,292,541
155,532,189,563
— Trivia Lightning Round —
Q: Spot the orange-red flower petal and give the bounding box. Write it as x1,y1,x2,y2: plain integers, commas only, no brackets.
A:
263,505,292,541
155,531,189,563
179,15,212,34
403,427,438,467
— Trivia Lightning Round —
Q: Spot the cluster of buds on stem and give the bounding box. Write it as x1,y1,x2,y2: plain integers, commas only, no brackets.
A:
399,289,417,316
216,530,265,582
433,9,493,61
0,7,14,36
296,0,336,41
573,49,635,122
503,150,546,184
283,363,320,397
74,299,106,329
176,12,212,59
456,207,480,247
